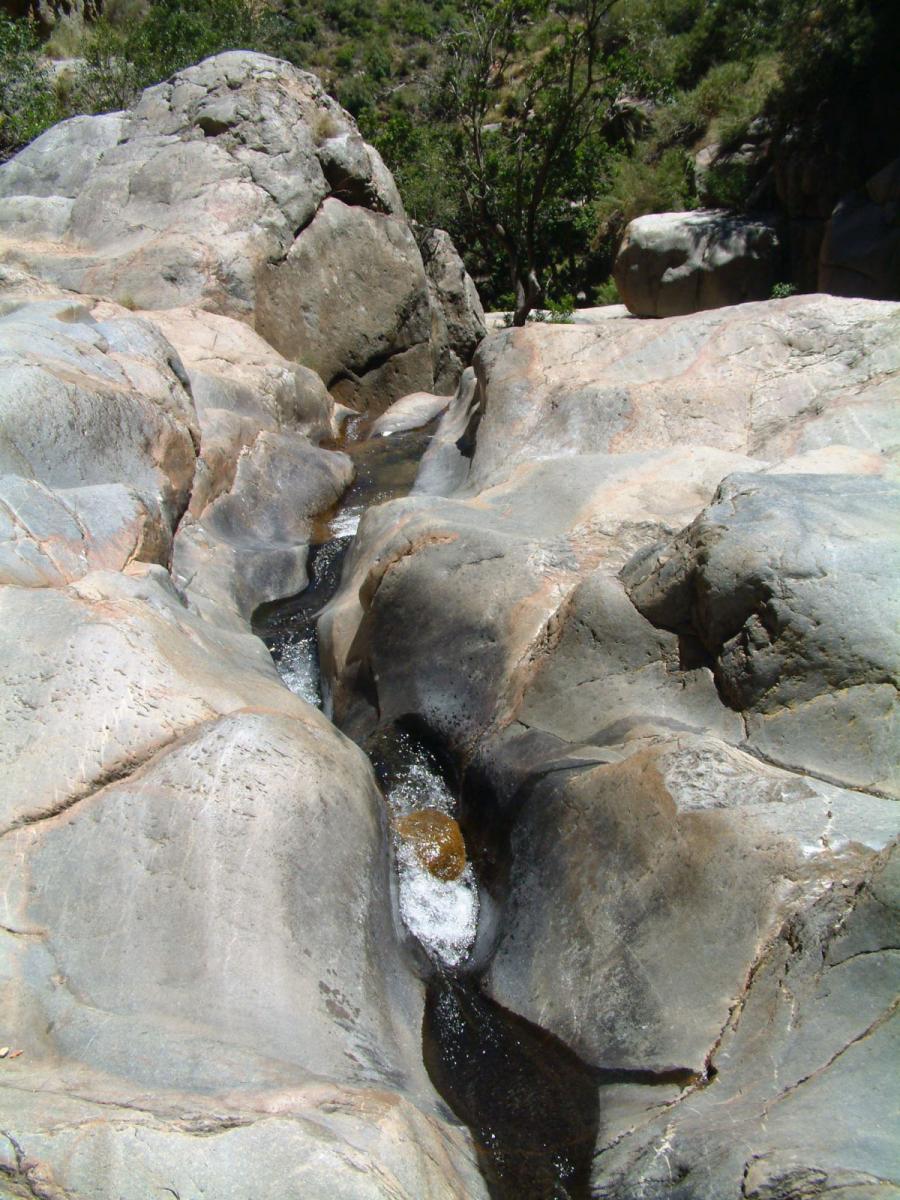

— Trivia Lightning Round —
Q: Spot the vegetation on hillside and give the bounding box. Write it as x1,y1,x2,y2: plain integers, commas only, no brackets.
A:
1,0,897,313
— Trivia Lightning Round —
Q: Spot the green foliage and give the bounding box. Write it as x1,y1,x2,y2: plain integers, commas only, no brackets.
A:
4,0,893,310
0,16,59,158
770,281,796,299
71,0,279,114
593,146,692,242
593,276,620,305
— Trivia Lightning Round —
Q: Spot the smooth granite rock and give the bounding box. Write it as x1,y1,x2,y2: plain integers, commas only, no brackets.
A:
614,209,782,317
321,296,900,1197
0,52,481,410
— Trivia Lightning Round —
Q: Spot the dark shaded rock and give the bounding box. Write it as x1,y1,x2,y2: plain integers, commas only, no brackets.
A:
614,209,782,317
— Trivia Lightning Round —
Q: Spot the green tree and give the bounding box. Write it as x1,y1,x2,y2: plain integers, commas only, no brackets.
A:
444,0,622,324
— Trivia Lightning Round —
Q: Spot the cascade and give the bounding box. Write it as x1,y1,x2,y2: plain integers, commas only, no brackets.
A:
252,415,611,1200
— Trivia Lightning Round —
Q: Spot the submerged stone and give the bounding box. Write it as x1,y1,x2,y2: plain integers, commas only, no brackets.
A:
395,809,467,881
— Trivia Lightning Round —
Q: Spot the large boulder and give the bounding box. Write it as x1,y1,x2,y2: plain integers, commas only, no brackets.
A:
0,293,197,585
614,209,782,317
819,157,900,300
320,294,900,1197
418,226,487,394
463,294,899,493
0,52,482,412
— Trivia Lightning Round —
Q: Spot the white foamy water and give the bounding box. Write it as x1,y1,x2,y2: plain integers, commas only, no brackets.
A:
396,844,480,970
388,760,456,819
329,507,362,538
275,629,321,707
386,737,478,969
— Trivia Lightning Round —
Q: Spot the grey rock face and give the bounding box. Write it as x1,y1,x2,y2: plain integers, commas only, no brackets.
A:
614,209,782,317
418,226,487,394
0,63,489,1195
254,197,433,406
0,296,197,580
623,472,900,796
321,295,900,1197
820,157,900,300
464,294,900,493
0,52,482,410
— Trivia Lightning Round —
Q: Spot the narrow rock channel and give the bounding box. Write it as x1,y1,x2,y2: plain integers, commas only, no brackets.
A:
253,415,607,1200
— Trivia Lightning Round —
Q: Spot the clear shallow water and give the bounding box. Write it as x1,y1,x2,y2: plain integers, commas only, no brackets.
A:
254,422,436,702
253,417,616,1200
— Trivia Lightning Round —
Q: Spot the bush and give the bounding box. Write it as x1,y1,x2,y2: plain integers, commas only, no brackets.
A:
593,146,693,243
593,277,620,306
0,16,59,159
70,0,278,115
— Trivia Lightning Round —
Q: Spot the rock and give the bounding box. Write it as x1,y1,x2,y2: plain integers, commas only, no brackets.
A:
254,197,433,410
819,157,900,300
321,297,900,1196
1,1081,487,1200
0,52,482,411
0,475,165,587
0,562,487,1195
412,366,480,497
371,390,451,438
0,54,492,1199
396,810,467,881
622,472,900,797
321,444,759,749
173,431,353,623
592,844,900,1200
418,226,486,394
0,295,197,580
463,295,900,493
614,209,782,317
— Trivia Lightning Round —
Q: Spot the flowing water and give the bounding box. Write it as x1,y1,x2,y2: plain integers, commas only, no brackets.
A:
252,415,628,1200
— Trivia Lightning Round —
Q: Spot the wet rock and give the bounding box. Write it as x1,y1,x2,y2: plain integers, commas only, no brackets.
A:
614,209,782,318
396,809,467,881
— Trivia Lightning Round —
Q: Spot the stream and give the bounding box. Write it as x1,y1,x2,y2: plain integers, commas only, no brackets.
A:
252,416,603,1200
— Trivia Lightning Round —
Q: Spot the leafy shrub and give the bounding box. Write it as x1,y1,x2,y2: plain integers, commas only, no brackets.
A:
593,146,693,243
593,277,620,306
701,159,753,209
770,281,796,298
0,16,59,159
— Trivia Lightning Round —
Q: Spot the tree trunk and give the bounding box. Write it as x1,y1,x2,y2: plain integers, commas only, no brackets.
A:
512,267,543,326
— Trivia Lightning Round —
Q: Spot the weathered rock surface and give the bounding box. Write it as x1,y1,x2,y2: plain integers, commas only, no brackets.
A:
0,52,483,412
418,226,487,394
371,390,451,438
321,294,900,1196
0,294,197,585
464,294,899,492
614,209,782,317
623,472,900,796
0,62,488,1199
